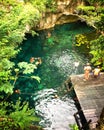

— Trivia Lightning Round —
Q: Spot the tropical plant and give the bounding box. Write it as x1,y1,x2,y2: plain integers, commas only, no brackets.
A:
0,98,40,130
76,1,104,69
90,35,104,68
0,0,48,129
85,0,104,5
75,34,89,48
69,124,79,130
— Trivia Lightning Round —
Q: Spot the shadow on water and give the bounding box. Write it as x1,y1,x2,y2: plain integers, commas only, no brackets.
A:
13,21,94,130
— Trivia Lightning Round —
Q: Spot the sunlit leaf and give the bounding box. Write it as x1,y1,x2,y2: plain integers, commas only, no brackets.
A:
31,76,41,83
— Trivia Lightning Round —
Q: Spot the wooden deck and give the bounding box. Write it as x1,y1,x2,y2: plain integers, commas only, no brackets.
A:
70,73,104,130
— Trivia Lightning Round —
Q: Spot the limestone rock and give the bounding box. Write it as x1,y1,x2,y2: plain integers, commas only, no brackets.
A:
36,0,85,30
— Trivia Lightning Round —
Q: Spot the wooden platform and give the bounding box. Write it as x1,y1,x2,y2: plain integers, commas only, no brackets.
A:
71,73,104,129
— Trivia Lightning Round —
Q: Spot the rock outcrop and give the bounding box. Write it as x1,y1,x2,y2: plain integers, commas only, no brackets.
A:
36,0,85,30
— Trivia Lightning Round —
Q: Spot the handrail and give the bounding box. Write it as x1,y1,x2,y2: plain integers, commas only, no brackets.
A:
74,109,92,130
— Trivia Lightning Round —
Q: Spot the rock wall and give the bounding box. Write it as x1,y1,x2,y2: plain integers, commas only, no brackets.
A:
36,0,85,30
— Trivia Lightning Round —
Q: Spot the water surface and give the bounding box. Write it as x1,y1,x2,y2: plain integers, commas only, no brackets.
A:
16,22,93,130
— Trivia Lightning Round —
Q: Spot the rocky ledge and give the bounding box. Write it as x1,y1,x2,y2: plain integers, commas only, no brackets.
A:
36,0,85,30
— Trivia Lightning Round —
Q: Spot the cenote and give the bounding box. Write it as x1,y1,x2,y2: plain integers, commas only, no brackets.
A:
13,21,94,130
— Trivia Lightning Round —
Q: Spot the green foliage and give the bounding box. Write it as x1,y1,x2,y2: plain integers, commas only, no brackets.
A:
76,5,100,27
0,82,14,94
0,99,40,130
0,0,44,93
77,5,95,13
76,2,104,69
75,34,89,48
76,4,104,29
31,76,41,83
46,0,57,12
17,61,41,83
95,14,104,32
47,37,55,45
18,62,37,74
90,35,104,69
0,70,14,94
30,0,57,13
29,0,47,12
69,124,79,130
0,0,47,129
85,0,104,5
1,59,15,70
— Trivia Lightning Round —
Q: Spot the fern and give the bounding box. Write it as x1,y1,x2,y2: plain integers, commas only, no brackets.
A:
0,99,40,130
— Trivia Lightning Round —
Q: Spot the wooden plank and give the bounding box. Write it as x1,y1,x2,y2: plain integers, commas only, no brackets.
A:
71,73,104,130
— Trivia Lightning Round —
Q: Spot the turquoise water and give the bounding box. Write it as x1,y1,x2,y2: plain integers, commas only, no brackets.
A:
15,21,93,130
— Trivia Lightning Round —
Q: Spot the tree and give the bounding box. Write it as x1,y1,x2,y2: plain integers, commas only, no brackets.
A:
76,0,104,69
0,0,48,129
90,35,104,68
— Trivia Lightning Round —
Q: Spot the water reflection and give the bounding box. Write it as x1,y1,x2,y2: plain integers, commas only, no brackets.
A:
36,45,87,130
34,89,77,130
39,49,85,90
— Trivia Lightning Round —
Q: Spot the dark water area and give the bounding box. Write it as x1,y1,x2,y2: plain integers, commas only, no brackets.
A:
14,21,94,130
